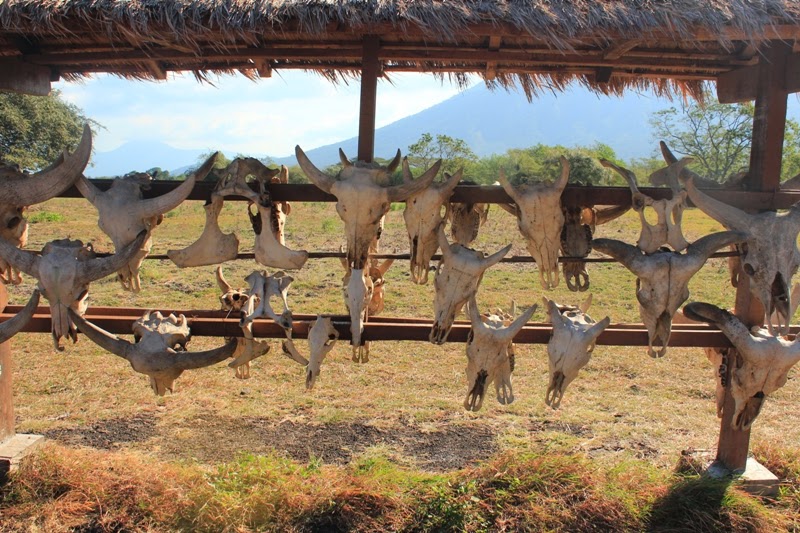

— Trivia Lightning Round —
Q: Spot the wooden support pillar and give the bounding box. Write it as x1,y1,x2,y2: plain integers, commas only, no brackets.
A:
0,282,13,443
357,35,380,163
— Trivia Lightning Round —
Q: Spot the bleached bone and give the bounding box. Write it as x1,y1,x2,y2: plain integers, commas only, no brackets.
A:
239,270,293,339
76,154,216,292
402,159,462,284
544,295,610,408
339,256,393,363
498,157,570,289
658,141,748,190
593,230,746,357
215,266,268,379
296,145,440,270
0,290,40,344
167,194,239,267
69,309,237,396
447,179,489,246
683,302,800,431
480,300,518,376
464,295,536,412
430,227,512,344
600,158,692,253
269,165,292,245
282,316,339,389
672,172,800,335
0,125,92,285
248,198,308,270
0,231,147,350
560,204,629,292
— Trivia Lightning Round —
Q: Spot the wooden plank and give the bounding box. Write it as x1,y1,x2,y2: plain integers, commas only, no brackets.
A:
357,35,380,163
717,53,800,104
0,58,51,96
747,41,792,192
0,283,13,443
603,39,641,60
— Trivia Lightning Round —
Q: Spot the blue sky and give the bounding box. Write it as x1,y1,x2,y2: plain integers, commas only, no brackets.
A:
56,71,463,157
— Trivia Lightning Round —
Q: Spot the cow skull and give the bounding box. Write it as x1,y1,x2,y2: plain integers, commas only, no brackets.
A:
684,302,800,431
296,146,440,270
239,270,293,339
0,290,40,344
282,316,339,389
430,227,512,344
0,231,147,350
339,254,393,362
544,295,610,408
448,180,490,246
593,230,746,357
167,194,239,267
498,157,570,289
402,159,462,284
560,205,629,292
464,295,536,411
69,309,237,396
677,174,800,335
76,154,216,291
0,125,92,284
600,158,692,253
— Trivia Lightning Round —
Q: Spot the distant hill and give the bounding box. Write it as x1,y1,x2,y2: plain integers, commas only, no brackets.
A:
86,84,715,176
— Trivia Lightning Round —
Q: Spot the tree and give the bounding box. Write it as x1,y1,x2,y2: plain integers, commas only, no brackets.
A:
406,133,478,177
0,90,97,171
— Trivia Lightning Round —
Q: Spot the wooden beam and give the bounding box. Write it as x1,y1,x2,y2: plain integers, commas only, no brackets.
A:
0,58,51,96
717,53,800,104
747,40,792,191
0,283,13,443
357,35,380,163
603,39,640,60
145,60,167,80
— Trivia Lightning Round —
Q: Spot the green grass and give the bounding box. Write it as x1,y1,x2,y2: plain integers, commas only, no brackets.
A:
26,210,63,224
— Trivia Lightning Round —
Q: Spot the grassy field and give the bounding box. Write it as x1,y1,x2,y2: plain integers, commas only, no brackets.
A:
1,196,799,531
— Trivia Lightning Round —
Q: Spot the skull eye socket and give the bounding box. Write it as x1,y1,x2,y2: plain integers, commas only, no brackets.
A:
743,263,756,276
231,294,240,301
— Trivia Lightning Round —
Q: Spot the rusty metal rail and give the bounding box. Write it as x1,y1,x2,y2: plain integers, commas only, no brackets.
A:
4,305,793,348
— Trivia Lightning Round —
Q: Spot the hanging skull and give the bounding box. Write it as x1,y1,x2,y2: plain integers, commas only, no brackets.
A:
282,316,340,390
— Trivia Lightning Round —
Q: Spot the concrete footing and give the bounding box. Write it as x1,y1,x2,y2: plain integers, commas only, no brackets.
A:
0,434,44,483
706,458,780,497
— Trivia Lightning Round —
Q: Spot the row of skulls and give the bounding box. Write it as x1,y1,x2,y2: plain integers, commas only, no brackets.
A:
0,126,799,431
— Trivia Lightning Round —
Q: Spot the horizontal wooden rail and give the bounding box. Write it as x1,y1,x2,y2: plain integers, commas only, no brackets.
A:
4,305,794,347
60,181,800,210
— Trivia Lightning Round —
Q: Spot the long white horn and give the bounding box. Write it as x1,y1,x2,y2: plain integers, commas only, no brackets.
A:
297,146,336,193
497,304,537,344
497,168,521,204
136,153,215,219
0,124,92,206
339,148,353,168
599,159,639,194
554,156,570,192
438,168,463,199
481,243,513,269
386,160,442,202
591,238,647,277
77,229,149,284
168,338,239,371
386,149,402,173
68,308,134,360
0,289,40,344
0,235,40,278
683,178,753,231
216,265,233,294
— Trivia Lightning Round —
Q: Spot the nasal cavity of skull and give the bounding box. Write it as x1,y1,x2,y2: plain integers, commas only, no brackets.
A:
772,273,788,302
643,206,659,226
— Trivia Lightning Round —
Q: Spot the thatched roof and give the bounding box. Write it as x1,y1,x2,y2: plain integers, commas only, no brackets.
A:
1,0,799,99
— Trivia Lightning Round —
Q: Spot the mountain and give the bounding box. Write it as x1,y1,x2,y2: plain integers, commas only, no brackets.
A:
87,84,685,176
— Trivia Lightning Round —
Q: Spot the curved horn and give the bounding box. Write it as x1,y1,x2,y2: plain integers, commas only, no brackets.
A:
0,289,40,344
296,146,336,193
216,265,233,294
593,204,630,226
545,298,567,326
579,294,593,314
686,230,747,265
386,160,442,202
0,235,40,277
599,159,639,193
438,168,463,198
660,141,705,183
682,302,754,350
377,258,394,276
77,229,148,284
338,148,353,168
498,303,537,344
168,338,239,371
437,224,453,260
68,308,133,360
683,178,752,230
497,168,521,204
586,316,611,341
467,295,489,335
0,124,92,206
591,238,647,276
75,174,102,205
401,157,413,184
554,156,570,192
279,165,289,184
386,149,402,173
481,243,513,269
136,153,215,219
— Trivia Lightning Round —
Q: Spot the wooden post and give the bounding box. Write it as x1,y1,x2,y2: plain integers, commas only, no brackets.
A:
0,282,13,443
357,35,380,163
715,40,790,472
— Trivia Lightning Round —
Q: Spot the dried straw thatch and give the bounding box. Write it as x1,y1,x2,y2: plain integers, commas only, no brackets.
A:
1,1,798,98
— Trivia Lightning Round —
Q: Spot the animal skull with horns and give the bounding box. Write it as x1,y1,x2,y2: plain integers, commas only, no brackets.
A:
498,157,570,290
661,143,800,335
402,159,462,284
430,227,512,345
239,270,294,339
593,230,746,357
69,309,237,396
600,158,693,253
683,302,800,431
0,231,147,350
463,295,536,412
0,125,92,285
544,295,610,408
282,316,340,390
296,146,441,270
447,180,490,246
77,154,216,291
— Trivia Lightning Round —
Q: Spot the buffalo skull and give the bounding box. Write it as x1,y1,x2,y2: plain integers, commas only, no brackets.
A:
447,180,490,246
282,316,340,389
296,146,440,270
